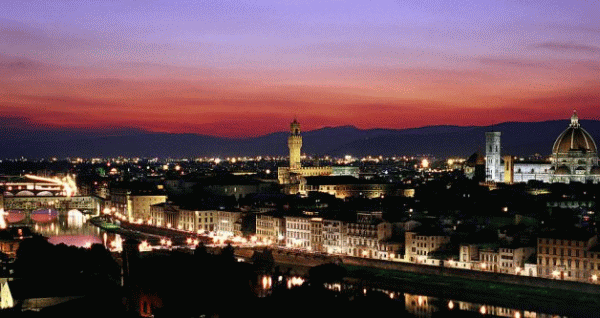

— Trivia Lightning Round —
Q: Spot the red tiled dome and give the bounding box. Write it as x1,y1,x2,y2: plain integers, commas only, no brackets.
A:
552,111,597,154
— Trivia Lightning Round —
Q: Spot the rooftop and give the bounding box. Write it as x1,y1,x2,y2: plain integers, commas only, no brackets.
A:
537,229,596,241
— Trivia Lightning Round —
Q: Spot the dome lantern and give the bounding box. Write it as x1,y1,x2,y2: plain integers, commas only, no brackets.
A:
570,110,580,128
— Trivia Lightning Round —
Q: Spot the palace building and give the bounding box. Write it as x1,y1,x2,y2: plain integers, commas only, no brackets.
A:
277,119,359,193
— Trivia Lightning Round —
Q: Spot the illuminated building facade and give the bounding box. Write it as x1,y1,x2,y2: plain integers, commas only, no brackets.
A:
487,112,600,184
322,219,347,254
255,214,285,245
310,217,324,252
536,230,599,282
110,184,166,221
404,230,450,264
149,203,216,232
345,220,393,259
454,244,535,274
215,210,243,237
277,119,359,192
298,176,404,199
285,216,313,250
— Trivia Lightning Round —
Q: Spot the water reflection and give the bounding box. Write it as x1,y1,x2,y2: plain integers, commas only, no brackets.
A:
328,284,567,318
66,210,85,228
257,276,567,317
401,291,566,318
257,275,305,297
33,214,117,250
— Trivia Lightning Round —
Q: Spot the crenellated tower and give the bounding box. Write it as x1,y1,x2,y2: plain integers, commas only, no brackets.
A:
288,119,302,169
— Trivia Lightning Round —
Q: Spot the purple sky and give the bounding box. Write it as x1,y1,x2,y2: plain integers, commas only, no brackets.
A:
1,0,599,137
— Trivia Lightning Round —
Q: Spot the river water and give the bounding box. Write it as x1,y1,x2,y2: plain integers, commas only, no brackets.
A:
254,275,570,318
32,217,571,318
32,213,123,251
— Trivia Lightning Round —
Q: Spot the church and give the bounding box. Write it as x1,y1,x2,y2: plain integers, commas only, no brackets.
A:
485,111,600,184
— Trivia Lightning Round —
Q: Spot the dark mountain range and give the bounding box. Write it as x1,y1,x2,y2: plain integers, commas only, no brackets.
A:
1,118,599,159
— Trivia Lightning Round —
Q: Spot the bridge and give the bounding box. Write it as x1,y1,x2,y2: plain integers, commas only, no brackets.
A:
0,174,101,228
1,174,76,197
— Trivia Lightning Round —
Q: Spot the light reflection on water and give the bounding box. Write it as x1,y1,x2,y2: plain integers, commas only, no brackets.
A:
33,214,119,250
25,217,575,318
400,292,566,318
256,275,568,318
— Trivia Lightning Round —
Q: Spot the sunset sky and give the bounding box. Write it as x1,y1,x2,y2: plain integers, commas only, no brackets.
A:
1,0,599,137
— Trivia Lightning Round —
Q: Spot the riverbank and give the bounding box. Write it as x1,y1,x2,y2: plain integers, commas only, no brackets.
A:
342,264,600,318
88,217,165,244
342,255,600,295
89,217,600,317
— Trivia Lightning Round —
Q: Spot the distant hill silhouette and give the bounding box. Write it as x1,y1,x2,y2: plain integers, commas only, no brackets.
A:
1,117,599,159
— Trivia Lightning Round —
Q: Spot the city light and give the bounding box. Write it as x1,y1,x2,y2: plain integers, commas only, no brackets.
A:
0,209,6,229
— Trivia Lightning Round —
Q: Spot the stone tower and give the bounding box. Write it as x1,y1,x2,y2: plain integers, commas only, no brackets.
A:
288,119,302,169
485,131,503,182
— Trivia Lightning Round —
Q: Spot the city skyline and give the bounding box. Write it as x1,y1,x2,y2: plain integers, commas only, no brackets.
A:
1,0,599,137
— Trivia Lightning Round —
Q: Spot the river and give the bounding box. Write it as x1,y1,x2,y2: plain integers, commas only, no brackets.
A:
30,217,574,318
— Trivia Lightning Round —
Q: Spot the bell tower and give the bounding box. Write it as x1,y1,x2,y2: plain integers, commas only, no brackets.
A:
485,131,503,182
288,119,302,169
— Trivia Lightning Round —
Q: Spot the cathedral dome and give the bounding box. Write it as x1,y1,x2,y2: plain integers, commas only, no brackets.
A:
552,111,597,154
465,152,485,166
